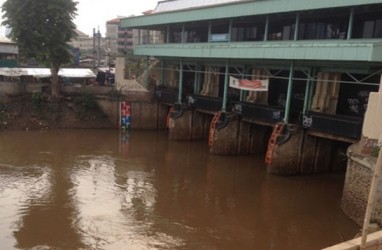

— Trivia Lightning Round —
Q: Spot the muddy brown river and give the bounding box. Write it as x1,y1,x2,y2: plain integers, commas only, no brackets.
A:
0,129,359,249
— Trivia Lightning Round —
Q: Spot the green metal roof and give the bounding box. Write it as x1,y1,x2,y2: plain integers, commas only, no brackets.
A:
121,0,382,28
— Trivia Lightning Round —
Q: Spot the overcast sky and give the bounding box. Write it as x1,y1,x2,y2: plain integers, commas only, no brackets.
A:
0,0,159,36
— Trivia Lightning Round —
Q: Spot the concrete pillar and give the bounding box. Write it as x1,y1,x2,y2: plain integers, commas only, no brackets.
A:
96,98,120,128
168,110,193,140
267,125,303,176
311,72,341,114
342,145,382,226
267,127,337,176
362,75,382,147
210,118,239,155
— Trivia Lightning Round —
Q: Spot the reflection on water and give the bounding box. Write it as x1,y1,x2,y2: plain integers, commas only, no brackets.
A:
0,130,359,249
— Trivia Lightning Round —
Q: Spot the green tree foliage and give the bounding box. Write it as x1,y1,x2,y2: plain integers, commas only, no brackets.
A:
1,0,77,97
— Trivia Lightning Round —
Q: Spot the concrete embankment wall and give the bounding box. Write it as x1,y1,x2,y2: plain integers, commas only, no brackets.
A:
341,83,382,226
168,110,349,174
0,80,168,130
325,82,382,250
323,230,382,250
0,81,25,95
342,145,382,226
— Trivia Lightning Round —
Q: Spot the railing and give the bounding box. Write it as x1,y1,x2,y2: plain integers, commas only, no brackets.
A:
302,112,363,140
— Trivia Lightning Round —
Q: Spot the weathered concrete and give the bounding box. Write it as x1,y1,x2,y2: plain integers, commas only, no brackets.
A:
313,137,333,173
0,81,24,95
157,104,168,130
210,118,239,155
131,102,160,130
323,230,382,250
237,122,270,155
168,110,193,140
96,98,120,128
96,98,163,130
237,121,251,154
191,111,210,140
249,123,270,155
267,125,302,175
362,79,382,144
61,85,113,95
266,127,340,176
299,133,317,174
342,144,382,227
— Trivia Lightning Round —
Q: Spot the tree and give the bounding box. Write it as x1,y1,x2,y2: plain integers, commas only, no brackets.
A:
2,0,77,97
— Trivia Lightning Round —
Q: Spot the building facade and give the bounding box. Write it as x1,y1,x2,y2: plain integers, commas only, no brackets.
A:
106,17,134,56
0,37,18,67
121,0,382,173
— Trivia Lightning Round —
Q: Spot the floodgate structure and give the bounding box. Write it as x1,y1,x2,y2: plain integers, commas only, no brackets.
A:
119,0,382,233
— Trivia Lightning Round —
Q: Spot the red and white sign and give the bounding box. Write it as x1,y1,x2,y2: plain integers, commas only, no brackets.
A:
120,101,131,130
229,76,269,91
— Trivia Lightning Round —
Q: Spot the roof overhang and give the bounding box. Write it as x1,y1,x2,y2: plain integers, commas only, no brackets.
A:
131,39,382,63
121,0,382,28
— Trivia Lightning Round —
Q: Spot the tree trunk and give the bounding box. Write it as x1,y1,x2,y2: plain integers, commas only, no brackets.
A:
51,67,60,97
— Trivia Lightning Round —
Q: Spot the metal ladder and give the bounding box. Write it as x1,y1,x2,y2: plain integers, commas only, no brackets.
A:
208,111,221,147
265,123,284,165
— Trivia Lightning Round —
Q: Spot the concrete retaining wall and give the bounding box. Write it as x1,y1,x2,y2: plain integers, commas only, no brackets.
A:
342,145,382,226
0,81,24,95
323,230,382,250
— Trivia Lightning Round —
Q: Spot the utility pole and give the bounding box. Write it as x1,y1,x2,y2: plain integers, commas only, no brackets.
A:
97,28,101,68
93,28,96,69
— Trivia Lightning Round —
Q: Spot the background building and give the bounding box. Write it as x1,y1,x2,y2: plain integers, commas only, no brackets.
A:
106,17,133,57
0,36,18,67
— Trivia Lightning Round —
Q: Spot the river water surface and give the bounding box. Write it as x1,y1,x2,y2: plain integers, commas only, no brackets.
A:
0,129,359,250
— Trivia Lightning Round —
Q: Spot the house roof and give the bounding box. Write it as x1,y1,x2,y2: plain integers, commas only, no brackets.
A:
0,68,96,78
107,18,121,24
0,36,14,44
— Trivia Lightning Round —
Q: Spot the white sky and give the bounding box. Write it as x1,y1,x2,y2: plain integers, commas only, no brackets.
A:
0,0,159,36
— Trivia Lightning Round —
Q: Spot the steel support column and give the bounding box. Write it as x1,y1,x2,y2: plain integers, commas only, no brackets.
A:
222,61,229,112
284,62,294,123
194,63,201,94
181,24,185,43
303,68,315,114
264,16,269,41
160,59,164,86
166,25,170,43
178,59,184,103
145,56,149,88
294,13,300,41
347,8,355,40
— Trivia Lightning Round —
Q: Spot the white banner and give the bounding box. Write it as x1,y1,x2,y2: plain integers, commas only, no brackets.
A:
229,76,269,91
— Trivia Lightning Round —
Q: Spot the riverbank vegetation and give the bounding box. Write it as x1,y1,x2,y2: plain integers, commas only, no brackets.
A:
0,93,112,131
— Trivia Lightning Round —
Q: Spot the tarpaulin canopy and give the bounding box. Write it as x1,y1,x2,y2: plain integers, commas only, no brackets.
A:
0,68,96,78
